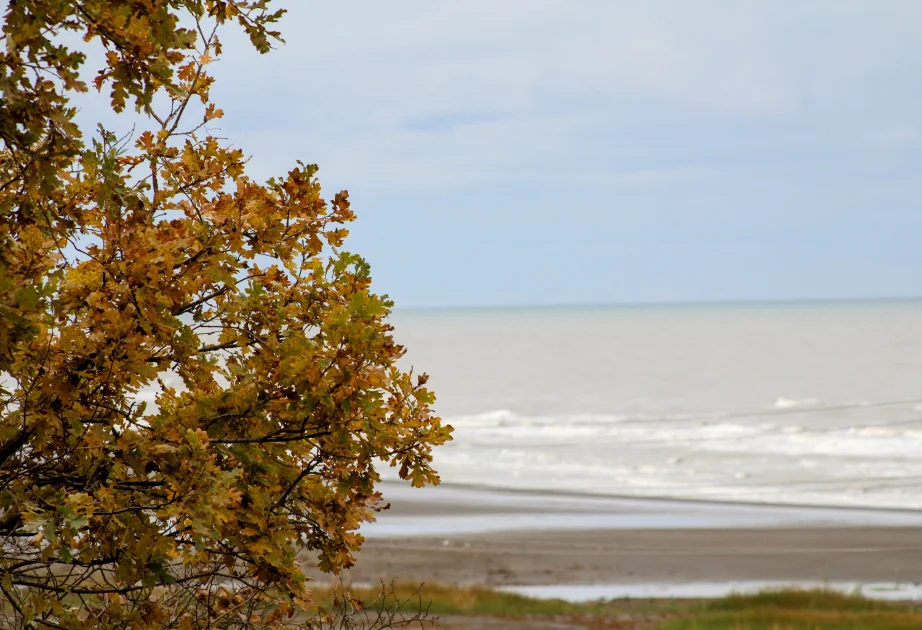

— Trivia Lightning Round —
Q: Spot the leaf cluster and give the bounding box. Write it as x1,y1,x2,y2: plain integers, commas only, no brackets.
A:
0,2,451,629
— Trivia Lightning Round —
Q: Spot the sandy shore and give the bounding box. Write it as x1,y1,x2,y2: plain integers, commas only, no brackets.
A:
302,484,922,593
318,527,922,588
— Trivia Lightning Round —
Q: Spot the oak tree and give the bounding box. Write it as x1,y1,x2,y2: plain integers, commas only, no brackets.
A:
0,2,451,628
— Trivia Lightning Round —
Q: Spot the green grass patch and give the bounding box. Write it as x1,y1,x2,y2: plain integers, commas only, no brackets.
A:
705,588,902,613
309,581,617,615
308,583,922,629
661,588,922,630
661,609,922,630
309,580,691,627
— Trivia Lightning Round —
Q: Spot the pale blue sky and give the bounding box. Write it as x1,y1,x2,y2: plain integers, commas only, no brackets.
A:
105,2,922,307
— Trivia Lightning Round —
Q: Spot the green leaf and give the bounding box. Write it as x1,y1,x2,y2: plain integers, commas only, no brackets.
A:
14,285,39,310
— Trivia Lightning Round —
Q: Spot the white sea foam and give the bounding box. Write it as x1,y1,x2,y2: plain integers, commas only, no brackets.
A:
427,402,922,509
774,397,822,409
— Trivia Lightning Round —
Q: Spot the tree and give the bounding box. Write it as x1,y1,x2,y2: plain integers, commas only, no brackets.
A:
0,2,451,628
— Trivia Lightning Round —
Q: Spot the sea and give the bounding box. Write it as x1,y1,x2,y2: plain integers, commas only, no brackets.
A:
388,300,922,510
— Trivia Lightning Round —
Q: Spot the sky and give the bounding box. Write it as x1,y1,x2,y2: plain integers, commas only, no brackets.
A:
95,2,922,308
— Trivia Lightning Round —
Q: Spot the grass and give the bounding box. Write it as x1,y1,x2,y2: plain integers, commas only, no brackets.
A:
309,581,644,615
662,609,922,630
659,589,922,630
308,583,922,629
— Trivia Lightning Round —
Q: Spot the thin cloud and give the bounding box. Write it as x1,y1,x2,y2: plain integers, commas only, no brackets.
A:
65,1,922,306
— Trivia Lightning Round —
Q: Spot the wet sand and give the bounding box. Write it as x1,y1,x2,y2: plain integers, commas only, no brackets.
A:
304,484,922,592
321,527,922,588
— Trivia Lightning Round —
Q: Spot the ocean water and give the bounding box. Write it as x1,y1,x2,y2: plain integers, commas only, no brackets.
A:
389,301,922,509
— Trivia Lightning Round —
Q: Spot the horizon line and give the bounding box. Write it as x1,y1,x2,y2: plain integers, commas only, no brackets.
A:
392,295,922,313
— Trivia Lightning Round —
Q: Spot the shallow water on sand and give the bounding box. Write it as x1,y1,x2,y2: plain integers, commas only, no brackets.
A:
502,581,922,601
365,483,922,537
391,301,922,509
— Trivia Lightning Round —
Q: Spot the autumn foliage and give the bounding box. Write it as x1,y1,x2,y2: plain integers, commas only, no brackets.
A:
0,2,451,628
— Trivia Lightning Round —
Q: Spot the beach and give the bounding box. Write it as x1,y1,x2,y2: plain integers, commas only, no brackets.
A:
304,483,922,599
339,527,922,590
302,302,922,625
